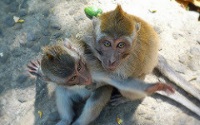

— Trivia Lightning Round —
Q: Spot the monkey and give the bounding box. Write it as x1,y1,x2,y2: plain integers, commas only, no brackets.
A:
82,5,200,117
28,42,177,125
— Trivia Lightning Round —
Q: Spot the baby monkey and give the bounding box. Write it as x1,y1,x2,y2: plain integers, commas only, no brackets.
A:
28,41,174,125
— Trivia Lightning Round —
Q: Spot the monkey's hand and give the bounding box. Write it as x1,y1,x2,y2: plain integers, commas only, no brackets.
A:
27,59,42,77
145,82,175,95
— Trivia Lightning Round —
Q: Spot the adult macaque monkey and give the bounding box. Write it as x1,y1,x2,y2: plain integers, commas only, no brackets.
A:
28,42,176,125
83,5,200,117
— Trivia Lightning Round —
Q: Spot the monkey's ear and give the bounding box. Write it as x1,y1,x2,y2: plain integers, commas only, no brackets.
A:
135,22,141,32
46,53,54,61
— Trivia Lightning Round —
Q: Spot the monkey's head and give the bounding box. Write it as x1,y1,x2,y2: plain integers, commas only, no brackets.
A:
92,5,141,71
41,44,92,87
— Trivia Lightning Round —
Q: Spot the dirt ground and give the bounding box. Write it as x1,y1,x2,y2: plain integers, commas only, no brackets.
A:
0,0,200,125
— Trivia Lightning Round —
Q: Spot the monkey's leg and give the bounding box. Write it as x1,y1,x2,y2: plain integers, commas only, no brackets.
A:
72,85,113,125
55,86,76,125
157,54,200,101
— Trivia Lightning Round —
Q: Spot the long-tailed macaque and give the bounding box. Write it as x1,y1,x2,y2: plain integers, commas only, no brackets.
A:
28,43,176,125
83,5,200,117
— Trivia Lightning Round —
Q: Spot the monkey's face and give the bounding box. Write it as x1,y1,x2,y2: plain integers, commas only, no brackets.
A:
96,37,131,71
64,59,92,86
41,45,92,87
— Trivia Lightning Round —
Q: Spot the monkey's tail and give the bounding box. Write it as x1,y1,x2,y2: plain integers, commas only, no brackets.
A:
157,91,200,118
157,54,200,101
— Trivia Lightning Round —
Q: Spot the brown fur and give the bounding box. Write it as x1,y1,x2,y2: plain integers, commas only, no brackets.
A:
99,5,159,79
100,5,135,36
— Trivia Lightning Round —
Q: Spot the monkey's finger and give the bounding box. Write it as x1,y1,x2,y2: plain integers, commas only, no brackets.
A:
30,60,38,67
37,59,41,65
28,69,41,77
27,64,37,70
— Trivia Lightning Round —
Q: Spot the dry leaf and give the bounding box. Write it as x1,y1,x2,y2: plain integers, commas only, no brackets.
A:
38,110,43,118
116,117,123,125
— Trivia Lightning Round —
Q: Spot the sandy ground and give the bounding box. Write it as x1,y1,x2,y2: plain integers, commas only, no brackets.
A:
0,0,200,125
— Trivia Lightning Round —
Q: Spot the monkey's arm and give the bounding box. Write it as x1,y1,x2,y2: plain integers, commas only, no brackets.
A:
72,85,113,125
55,86,75,125
92,72,174,96
157,54,200,101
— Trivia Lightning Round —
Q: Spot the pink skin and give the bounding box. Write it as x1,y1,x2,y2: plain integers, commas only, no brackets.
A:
66,60,92,86
145,82,175,95
98,37,131,71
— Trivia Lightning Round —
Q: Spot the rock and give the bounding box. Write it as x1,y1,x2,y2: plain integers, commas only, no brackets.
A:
0,46,10,64
188,61,199,71
3,0,12,5
65,32,71,38
74,15,85,21
51,24,61,30
48,112,60,121
190,47,200,56
19,9,27,17
27,32,40,41
16,75,28,84
12,47,24,57
39,36,50,46
39,19,50,28
18,97,27,103
154,26,162,34
4,16,15,27
0,85,5,95
53,32,63,39
178,55,188,64
0,28,3,37
197,38,200,44
21,0,28,9
13,24,22,30
31,43,41,52
42,29,51,36
42,10,50,17
9,1,19,13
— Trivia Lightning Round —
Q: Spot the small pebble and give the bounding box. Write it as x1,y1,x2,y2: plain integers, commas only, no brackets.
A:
4,16,15,27
51,24,61,30
53,32,62,39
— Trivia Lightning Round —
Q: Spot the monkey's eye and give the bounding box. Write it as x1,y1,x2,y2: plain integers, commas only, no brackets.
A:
77,62,82,71
70,76,77,81
117,42,125,48
103,41,111,47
